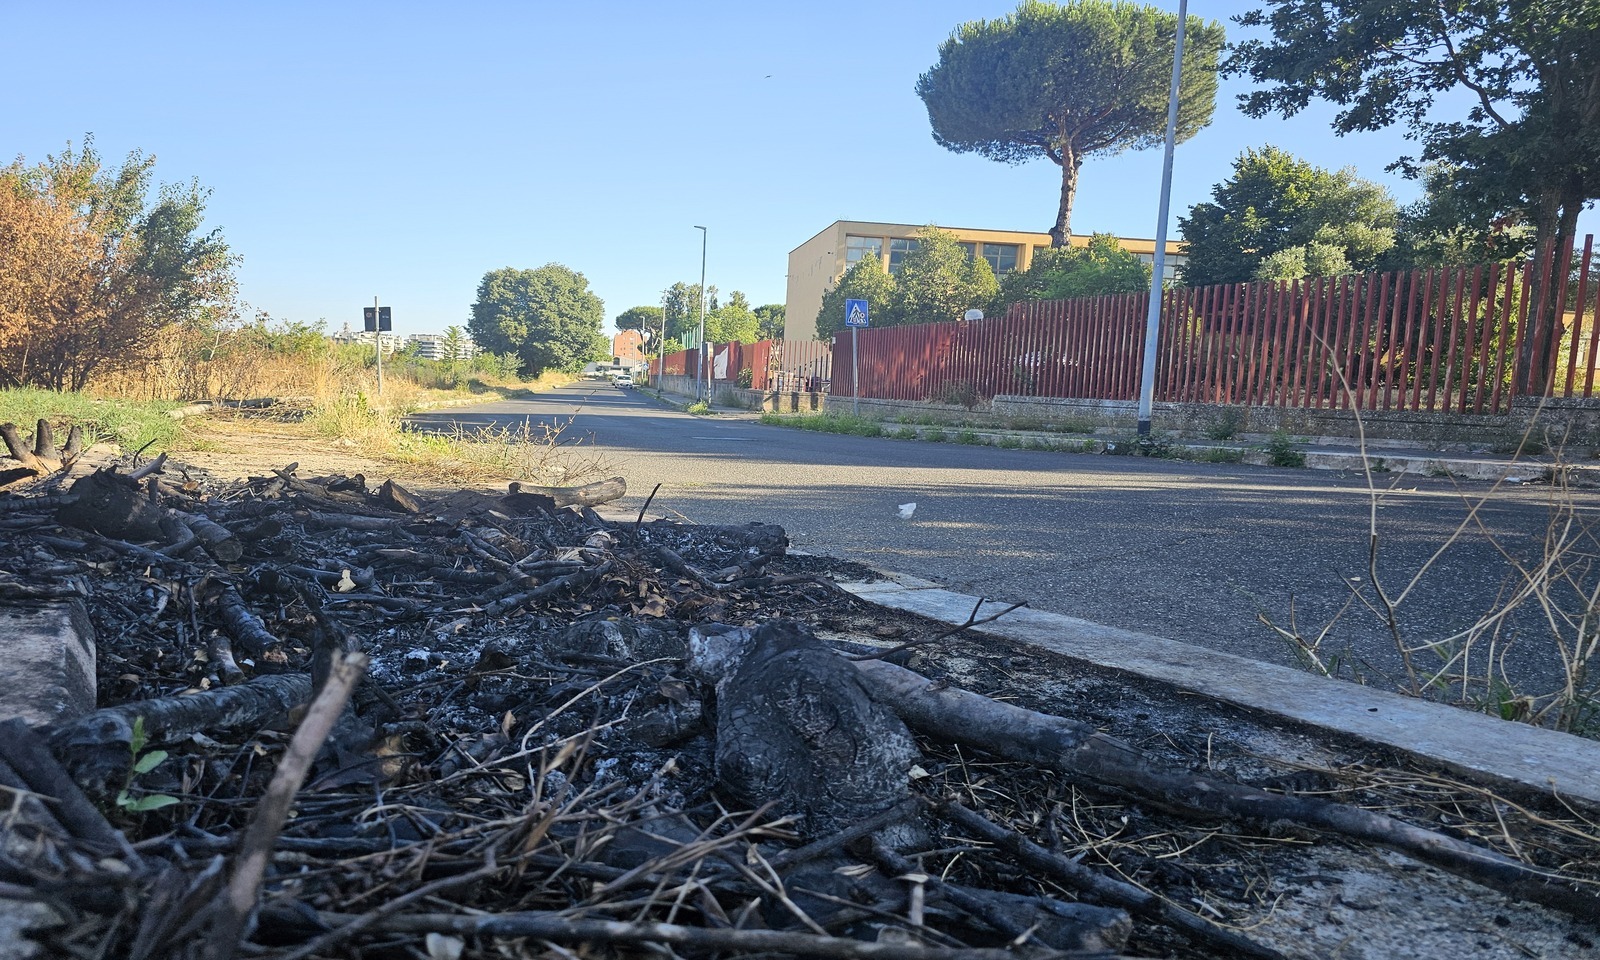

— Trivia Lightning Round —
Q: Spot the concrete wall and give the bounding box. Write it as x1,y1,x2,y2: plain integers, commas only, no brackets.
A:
816,392,1600,447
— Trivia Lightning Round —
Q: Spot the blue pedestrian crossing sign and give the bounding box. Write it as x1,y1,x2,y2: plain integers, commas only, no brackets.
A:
845,299,870,328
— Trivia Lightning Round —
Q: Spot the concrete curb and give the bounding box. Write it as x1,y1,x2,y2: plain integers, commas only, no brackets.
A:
841,577,1600,809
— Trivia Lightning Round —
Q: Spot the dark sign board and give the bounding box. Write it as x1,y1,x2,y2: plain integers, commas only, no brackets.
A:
363,306,393,332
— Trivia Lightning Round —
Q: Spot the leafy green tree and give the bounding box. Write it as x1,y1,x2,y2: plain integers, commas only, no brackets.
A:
817,258,898,341
705,291,760,343
753,303,785,341
614,305,663,333
997,234,1149,309
1227,0,1600,391
1383,163,1533,270
897,228,1000,324
917,0,1224,246
0,136,237,390
467,264,607,377
1178,146,1398,287
1253,242,1351,282
662,281,718,344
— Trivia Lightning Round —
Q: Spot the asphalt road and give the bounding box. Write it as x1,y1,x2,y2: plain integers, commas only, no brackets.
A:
409,383,1600,688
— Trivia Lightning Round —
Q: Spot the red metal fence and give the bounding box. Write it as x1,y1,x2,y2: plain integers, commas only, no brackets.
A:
655,339,831,391
827,236,1598,413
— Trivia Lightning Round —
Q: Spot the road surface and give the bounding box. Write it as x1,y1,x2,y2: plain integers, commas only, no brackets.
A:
410,383,1600,690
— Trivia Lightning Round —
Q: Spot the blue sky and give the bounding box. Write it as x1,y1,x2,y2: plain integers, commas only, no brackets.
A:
6,2,1581,338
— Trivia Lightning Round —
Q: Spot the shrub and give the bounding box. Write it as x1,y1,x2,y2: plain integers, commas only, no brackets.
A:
1263,430,1306,467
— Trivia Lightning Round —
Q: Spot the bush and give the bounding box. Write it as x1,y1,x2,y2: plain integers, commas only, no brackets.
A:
736,367,754,389
1263,430,1306,467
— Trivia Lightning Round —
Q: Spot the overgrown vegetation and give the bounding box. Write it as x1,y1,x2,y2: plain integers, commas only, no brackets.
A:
0,388,186,453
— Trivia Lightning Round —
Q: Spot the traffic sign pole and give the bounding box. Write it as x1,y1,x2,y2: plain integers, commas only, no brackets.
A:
843,298,870,417
852,325,859,416
374,296,384,397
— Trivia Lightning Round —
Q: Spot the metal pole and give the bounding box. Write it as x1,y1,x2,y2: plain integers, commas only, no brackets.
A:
694,225,708,401
658,293,668,387
374,295,384,398
852,325,860,416
1136,0,1187,437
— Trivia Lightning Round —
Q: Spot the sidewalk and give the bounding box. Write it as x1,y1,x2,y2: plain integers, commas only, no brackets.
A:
643,384,1594,486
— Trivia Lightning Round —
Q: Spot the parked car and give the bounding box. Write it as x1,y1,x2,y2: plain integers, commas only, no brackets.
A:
612,373,634,387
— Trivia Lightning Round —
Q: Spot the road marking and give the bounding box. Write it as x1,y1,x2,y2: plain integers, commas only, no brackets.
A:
690,437,756,441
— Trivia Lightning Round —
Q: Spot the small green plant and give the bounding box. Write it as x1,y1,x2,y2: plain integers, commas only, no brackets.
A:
685,400,712,416
996,435,1022,449
1194,446,1246,464
1205,410,1245,440
955,429,982,445
894,426,920,440
927,380,981,409
925,429,949,443
117,717,180,812
1024,437,1050,450
1132,432,1173,458
1262,431,1306,467
735,367,753,389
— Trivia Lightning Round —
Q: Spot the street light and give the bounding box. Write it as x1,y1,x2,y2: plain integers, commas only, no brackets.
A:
694,225,708,401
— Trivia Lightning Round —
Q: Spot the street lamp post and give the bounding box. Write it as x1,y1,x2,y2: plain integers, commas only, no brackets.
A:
694,225,708,401
1136,0,1188,437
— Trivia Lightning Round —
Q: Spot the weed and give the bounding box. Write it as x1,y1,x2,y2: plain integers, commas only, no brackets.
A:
1132,433,1173,458
117,717,179,813
927,380,981,409
925,429,949,443
996,435,1022,449
685,400,712,416
1194,446,1246,464
1205,410,1245,440
0,388,188,453
955,429,982,445
1262,430,1306,467
1005,416,1046,432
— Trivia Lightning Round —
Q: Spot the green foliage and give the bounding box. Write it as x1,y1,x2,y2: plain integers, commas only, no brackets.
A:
818,256,899,340
918,0,1224,243
955,428,983,445
1262,430,1306,468
1179,147,1398,286
662,281,717,344
614,305,663,334
468,264,607,378
754,303,786,341
997,234,1149,309
735,367,753,389
1384,164,1536,270
1228,0,1600,269
705,290,760,344
897,228,1000,324
0,387,184,453
1204,409,1244,440
116,717,179,812
685,400,712,415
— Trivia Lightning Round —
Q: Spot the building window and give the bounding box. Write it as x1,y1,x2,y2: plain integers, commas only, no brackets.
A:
845,235,883,270
888,238,920,275
958,242,977,261
982,243,1019,275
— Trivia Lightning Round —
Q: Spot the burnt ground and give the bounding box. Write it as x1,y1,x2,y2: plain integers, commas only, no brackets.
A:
1,435,1598,960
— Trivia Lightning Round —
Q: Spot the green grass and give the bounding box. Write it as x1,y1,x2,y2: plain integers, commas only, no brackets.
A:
955,429,983,445
760,412,884,436
0,388,187,454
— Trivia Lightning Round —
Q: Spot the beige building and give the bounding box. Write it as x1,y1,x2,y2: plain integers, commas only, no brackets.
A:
784,220,1187,342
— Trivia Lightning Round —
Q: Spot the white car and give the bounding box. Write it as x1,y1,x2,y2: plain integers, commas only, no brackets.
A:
612,373,634,387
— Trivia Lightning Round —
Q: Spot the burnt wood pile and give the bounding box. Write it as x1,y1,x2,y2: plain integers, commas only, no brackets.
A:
0,421,1597,960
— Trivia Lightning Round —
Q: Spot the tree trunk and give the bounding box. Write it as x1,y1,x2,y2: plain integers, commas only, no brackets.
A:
1048,151,1083,248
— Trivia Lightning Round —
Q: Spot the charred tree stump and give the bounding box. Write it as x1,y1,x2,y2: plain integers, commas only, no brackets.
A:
688,620,917,839
59,469,167,541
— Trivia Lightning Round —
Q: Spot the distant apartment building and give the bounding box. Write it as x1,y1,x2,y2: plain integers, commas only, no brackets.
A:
612,330,648,364
406,332,479,361
785,220,1187,341
330,324,405,355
